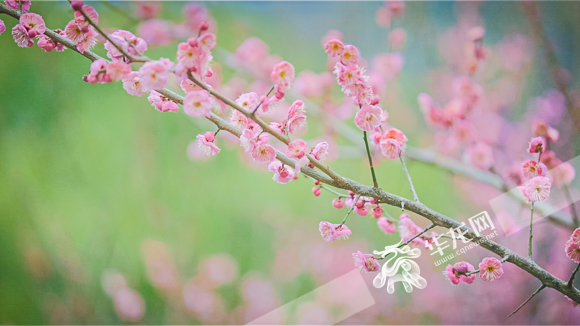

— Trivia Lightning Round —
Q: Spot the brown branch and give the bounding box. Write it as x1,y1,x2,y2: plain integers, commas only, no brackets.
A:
2,2,580,305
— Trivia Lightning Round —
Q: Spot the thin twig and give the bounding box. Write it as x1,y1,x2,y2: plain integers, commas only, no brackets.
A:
567,263,580,289
401,223,435,247
529,202,535,260
400,152,420,202
340,195,361,226
251,86,274,116
508,284,546,318
363,131,379,188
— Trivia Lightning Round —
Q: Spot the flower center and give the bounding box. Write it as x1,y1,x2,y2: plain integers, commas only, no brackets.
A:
280,71,286,78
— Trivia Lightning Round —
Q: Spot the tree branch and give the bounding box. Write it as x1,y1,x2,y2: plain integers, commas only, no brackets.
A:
508,284,546,318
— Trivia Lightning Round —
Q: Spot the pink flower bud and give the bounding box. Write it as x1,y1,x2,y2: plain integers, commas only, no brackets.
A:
205,68,213,78
204,131,215,142
188,38,198,47
348,190,355,197
355,206,368,216
371,97,380,105
370,197,377,204
199,21,209,32
275,91,285,99
313,179,320,185
80,25,89,33
332,198,345,209
355,199,364,208
372,205,383,219
71,0,84,11
27,29,38,38
312,187,321,197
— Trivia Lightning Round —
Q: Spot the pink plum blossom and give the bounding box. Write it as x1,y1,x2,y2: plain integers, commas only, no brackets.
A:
528,136,546,154
324,39,344,57
19,13,45,37
0,19,5,35
377,217,396,234
184,90,212,117
84,58,113,84
379,139,401,159
382,128,408,146
271,61,295,94
352,251,380,273
286,100,307,134
235,92,259,112
268,160,295,184
354,104,383,131
319,221,351,242
521,160,546,179
478,257,504,282
196,132,220,156
371,205,383,219
569,228,580,246
138,58,174,90
11,24,33,48
105,30,148,61
565,241,580,263
230,110,249,130
286,139,308,159
147,91,178,113
340,44,359,66
332,198,345,209
37,33,66,52
251,142,276,163
465,141,494,170
76,28,97,53
311,142,329,161
444,261,476,285
64,19,87,44
106,61,131,81
122,72,149,97
520,176,552,202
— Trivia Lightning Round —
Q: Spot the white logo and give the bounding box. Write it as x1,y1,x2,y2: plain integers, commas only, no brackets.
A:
372,242,427,293
468,211,495,236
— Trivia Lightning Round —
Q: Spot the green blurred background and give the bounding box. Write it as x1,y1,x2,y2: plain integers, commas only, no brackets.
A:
1,1,580,324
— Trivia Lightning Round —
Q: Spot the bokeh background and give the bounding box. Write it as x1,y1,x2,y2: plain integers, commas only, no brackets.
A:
1,1,580,324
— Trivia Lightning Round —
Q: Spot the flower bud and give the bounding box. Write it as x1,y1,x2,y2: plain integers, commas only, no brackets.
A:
313,179,320,185
348,190,355,197
188,38,198,47
332,198,345,209
355,199,364,208
71,0,84,11
312,187,321,197
204,131,215,142
199,21,209,32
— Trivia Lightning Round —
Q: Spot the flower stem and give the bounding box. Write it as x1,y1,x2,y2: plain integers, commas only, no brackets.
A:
567,263,580,288
251,86,274,116
340,195,360,226
363,131,379,188
529,202,535,260
400,153,420,202
508,284,545,318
